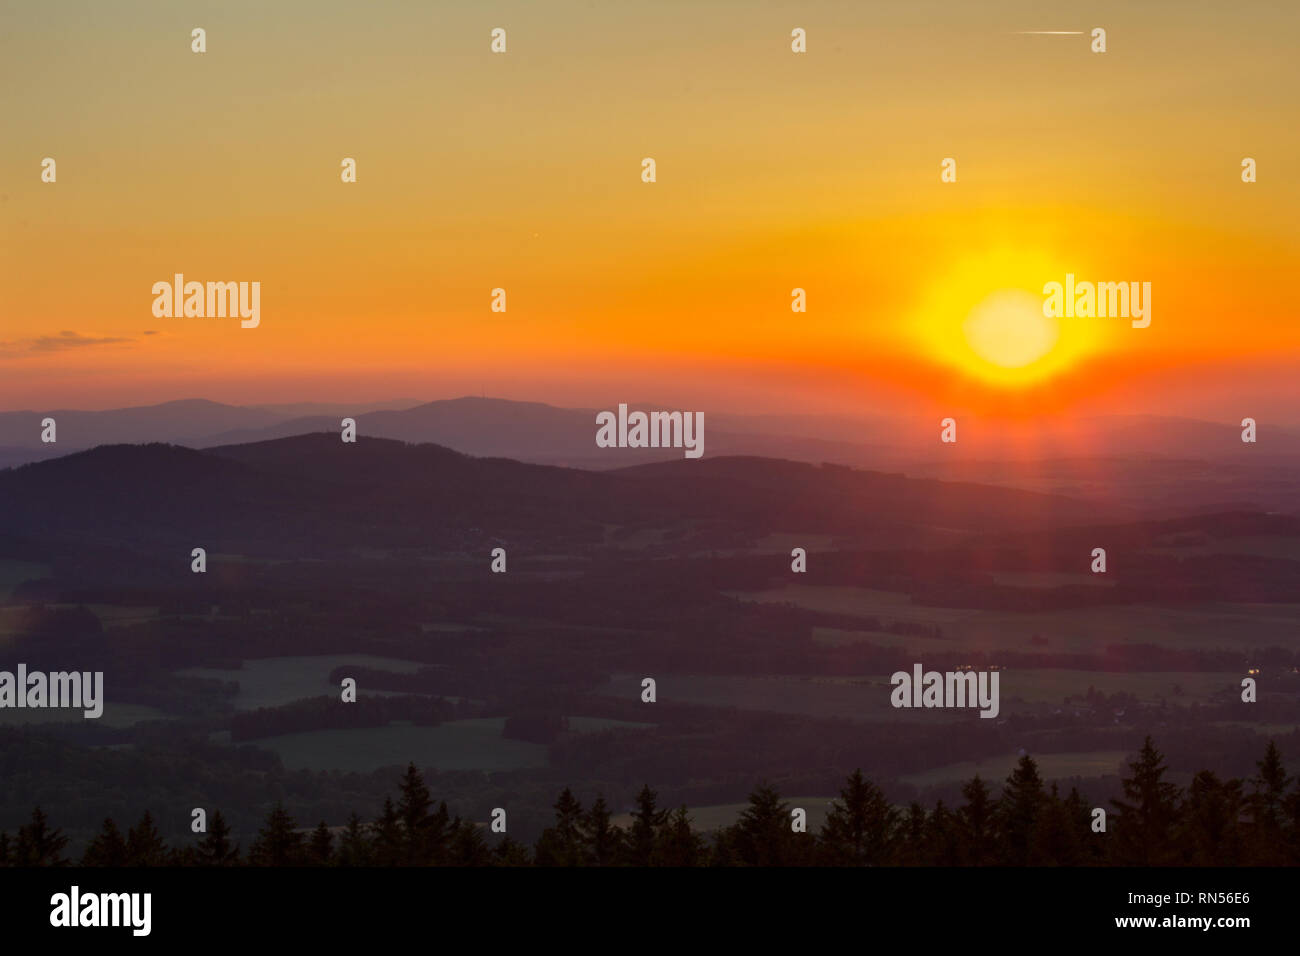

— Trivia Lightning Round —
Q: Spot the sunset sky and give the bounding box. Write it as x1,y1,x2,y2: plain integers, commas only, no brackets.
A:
2,0,1297,421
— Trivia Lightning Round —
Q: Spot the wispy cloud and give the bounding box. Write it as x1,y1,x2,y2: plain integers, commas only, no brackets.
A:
30,331,133,351
0,330,136,359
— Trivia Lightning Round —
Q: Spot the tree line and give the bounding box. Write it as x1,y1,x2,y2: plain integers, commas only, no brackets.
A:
2,736,1297,866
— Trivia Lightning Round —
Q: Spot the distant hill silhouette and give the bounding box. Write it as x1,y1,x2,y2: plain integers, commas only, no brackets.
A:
0,399,277,453
0,434,1119,557
4,397,1297,476
198,396,892,469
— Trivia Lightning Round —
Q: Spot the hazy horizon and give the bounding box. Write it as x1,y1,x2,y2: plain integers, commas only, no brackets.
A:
3,388,1300,430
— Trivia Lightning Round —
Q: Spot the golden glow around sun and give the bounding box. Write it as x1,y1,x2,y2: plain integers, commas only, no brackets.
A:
910,248,1114,387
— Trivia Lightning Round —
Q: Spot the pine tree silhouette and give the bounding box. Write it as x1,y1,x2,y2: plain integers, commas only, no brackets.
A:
1247,741,1290,865
249,802,304,866
337,812,372,867
370,797,403,866
957,775,996,866
894,802,928,866
534,787,585,866
308,821,334,866
449,817,493,866
15,807,69,866
196,810,240,866
654,806,705,866
996,755,1046,865
493,835,532,867
819,769,897,866
1031,784,1085,866
126,810,169,866
582,795,623,866
927,800,964,865
1179,770,1244,866
397,763,446,865
82,817,128,867
725,782,806,866
628,784,667,866
1110,737,1181,865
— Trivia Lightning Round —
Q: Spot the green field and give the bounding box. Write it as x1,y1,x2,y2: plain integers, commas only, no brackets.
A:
0,599,156,635
176,655,425,710
597,673,968,722
242,717,549,772
990,572,1114,589
565,716,655,732
812,626,951,651
85,604,159,628
597,667,1239,722
1211,721,1300,737
734,584,1300,654
1148,535,1300,560
899,750,1130,788
0,701,167,728
0,607,30,641
225,714,651,772
952,604,1300,655
0,560,50,601
419,622,489,634
998,669,1236,705
750,533,837,554
729,586,971,624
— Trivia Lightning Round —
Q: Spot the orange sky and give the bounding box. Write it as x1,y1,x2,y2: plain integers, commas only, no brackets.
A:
2,0,1297,420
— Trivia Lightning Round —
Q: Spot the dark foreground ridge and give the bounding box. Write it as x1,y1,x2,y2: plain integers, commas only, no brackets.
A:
3,736,1296,867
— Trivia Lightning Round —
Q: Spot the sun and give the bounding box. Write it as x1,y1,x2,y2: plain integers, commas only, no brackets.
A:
909,248,1111,387
962,290,1058,369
